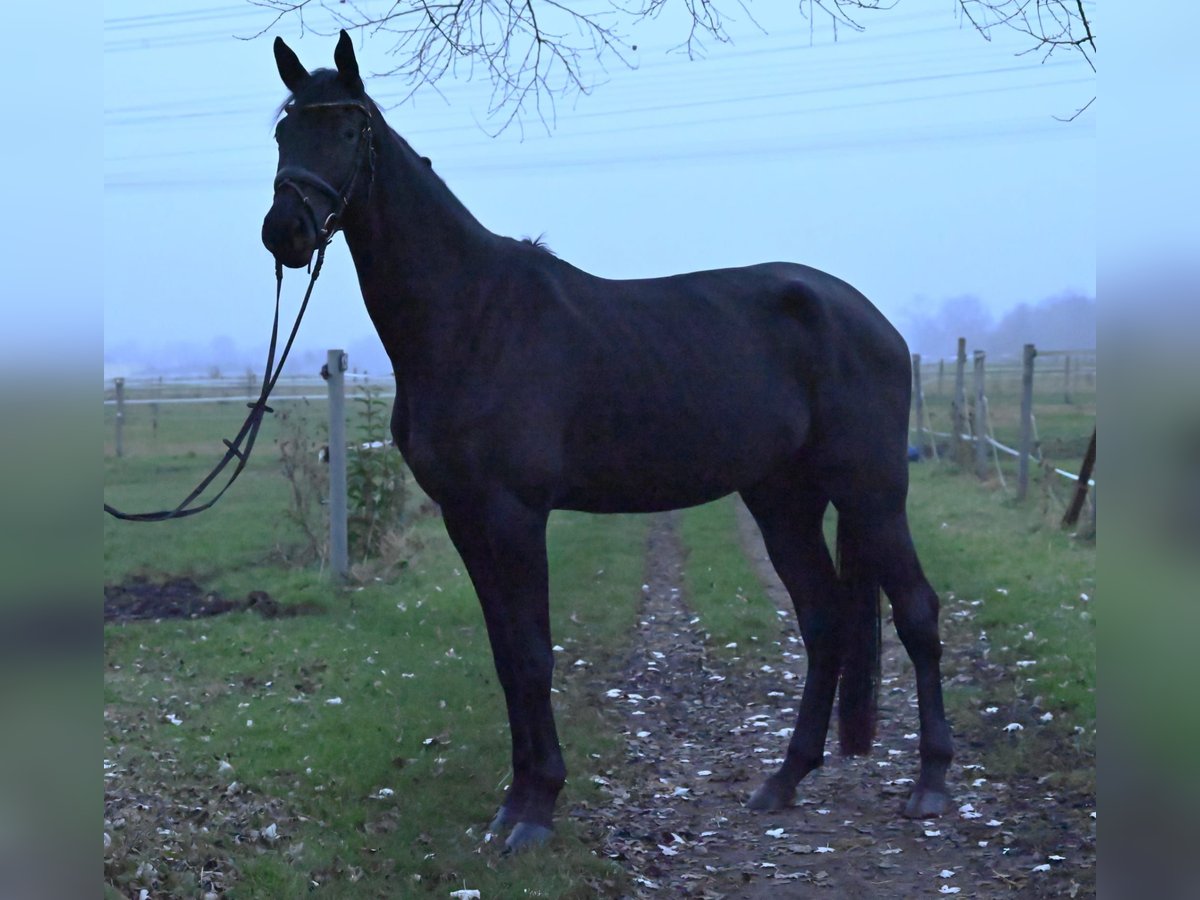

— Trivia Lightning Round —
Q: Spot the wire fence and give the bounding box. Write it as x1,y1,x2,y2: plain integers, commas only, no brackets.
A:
909,341,1096,534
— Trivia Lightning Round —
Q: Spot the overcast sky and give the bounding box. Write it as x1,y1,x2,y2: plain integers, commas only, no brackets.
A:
101,0,1096,377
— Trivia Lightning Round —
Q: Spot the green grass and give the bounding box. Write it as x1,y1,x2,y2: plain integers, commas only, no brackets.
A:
906,464,1095,727
105,398,1095,895
104,402,649,898
904,463,1095,794
105,510,648,898
677,500,782,662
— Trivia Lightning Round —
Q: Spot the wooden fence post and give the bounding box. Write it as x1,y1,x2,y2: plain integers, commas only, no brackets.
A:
937,358,945,396
1017,343,1037,501
973,350,988,479
1062,427,1097,529
114,377,125,458
1063,355,1073,404
325,349,349,582
952,337,968,464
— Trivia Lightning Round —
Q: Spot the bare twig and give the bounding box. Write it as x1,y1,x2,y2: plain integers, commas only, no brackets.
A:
957,1,1096,71
253,1,1095,129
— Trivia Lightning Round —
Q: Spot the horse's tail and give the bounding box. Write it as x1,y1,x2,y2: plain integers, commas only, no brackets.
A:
835,516,881,756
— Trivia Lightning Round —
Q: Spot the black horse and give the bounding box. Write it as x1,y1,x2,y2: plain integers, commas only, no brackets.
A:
262,32,953,853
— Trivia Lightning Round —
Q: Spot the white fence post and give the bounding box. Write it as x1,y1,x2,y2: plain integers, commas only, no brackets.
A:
325,349,349,582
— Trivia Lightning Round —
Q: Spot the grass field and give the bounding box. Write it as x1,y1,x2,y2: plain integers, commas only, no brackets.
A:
104,396,1095,897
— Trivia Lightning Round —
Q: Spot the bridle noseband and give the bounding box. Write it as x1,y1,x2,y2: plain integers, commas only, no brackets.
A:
272,99,376,244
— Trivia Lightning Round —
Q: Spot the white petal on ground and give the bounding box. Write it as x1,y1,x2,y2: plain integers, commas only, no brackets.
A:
1004,722,1024,732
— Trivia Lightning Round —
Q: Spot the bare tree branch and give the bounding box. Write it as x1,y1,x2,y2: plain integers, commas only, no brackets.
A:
957,1,1096,72
253,1,1095,129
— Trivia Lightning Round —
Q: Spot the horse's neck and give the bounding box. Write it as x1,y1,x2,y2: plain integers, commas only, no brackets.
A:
344,129,495,302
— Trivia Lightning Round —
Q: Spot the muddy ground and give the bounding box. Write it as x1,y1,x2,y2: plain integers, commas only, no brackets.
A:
104,577,318,622
104,508,1094,897
570,508,1095,898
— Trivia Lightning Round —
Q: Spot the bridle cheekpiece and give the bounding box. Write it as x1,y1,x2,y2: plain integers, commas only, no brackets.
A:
272,98,375,245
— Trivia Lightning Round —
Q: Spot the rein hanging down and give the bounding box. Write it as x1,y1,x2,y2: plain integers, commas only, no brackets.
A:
104,252,326,522
104,100,374,522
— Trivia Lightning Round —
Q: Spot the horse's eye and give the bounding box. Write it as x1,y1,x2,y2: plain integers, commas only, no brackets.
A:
343,127,357,142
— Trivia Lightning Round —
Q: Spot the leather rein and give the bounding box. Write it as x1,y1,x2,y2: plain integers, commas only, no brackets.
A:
104,100,374,522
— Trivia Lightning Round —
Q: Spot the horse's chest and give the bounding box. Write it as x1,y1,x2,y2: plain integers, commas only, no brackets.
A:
392,409,487,503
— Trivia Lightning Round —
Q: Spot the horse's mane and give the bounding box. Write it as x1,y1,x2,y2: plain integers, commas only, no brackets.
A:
521,235,555,256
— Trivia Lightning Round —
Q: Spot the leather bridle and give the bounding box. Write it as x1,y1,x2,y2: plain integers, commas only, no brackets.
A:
272,99,376,244
104,99,376,522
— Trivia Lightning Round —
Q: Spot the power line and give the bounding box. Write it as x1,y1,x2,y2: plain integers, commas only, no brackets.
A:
105,112,1094,190
104,73,1092,166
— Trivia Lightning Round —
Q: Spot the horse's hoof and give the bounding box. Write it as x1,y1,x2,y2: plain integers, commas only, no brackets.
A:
902,786,951,819
747,779,795,811
502,822,554,854
488,805,516,834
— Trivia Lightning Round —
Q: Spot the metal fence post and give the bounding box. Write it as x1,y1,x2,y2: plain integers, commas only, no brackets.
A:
325,349,349,582
1017,343,1037,501
114,378,125,458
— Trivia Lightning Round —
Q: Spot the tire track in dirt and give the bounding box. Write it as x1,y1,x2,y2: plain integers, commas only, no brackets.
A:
573,507,1094,898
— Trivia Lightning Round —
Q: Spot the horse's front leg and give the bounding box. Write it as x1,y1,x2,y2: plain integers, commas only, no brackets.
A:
441,494,564,853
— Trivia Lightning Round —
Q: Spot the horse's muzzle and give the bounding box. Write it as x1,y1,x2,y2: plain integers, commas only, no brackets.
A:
261,195,317,269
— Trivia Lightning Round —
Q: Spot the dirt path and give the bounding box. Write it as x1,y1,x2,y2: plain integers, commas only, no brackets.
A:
573,509,1095,898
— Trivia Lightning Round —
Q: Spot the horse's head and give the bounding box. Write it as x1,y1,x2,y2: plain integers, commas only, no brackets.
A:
262,31,374,269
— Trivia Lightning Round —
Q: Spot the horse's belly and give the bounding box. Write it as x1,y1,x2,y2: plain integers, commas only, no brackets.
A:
556,414,806,513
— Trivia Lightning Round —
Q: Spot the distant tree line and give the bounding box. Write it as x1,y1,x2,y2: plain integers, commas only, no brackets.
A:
901,292,1095,359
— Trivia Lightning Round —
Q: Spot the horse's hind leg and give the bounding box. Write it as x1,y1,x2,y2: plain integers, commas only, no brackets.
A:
848,507,954,818
740,480,841,810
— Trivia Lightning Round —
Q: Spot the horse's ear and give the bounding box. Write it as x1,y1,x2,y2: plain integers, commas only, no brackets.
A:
334,30,364,94
274,37,309,93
